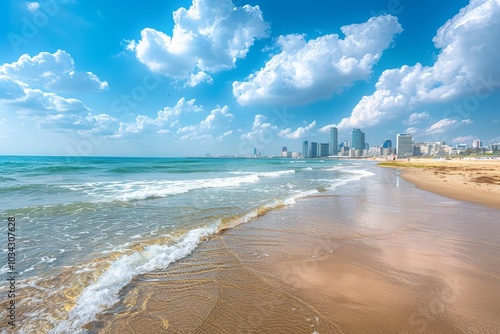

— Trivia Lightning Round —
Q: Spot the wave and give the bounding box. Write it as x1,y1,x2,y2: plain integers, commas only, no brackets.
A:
48,168,373,333
61,170,296,202
50,225,217,333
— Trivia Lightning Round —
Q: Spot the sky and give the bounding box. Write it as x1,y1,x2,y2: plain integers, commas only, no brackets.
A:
0,0,499,157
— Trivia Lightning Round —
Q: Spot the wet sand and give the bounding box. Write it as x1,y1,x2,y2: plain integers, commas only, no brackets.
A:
89,166,500,333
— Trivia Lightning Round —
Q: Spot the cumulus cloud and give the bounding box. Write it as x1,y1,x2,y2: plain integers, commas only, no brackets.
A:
177,105,235,141
240,114,277,141
0,50,111,134
116,98,202,137
127,0,269,86
1,50,108,92
338,0,500,130
232,15,402,105
185,71,213,88
278,121,316,139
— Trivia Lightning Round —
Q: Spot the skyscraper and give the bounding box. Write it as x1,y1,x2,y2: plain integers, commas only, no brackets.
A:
396,133,413,158
329,127,338,156
309,142,318,158
318,143,329,157
302,140,309,158
351,128,365,155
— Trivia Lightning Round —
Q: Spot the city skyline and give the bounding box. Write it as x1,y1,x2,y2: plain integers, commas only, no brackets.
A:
1,0,499,157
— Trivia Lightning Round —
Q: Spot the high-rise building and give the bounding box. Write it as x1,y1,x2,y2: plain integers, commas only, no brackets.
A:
309,142,318,158
329,127,338,156
396,133,413,158
472,139,482,149
318,143,329,157
253,148,257,156
352,128,365,155
281,146,288,158
302,141,309,158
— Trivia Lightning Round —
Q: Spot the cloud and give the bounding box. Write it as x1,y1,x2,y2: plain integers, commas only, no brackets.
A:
407,111,430,125
240,114,277,141
0,50,112,134
177,105,235,141
487,136,500,144
232,15,402,105
408,118,473,138
278,120,316,139
185,71,213,88
319,123,337,133
427,118,472,135
451,135,476,144
338,0,500,130
116,98,202,137
26,2,40,13
0,50,108,92
127,0,269,86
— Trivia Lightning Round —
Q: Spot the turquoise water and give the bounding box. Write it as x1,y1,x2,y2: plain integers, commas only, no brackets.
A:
0,156,373,333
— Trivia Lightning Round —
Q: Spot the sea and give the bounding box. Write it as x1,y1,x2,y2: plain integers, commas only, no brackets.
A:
0,156,374,333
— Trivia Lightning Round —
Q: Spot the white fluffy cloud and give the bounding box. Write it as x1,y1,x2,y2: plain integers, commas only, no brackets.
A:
1,50,108,92
278,121,316,139
240,115,277,141
232,15,402,106
116,98,202,137
338,0,500,130
177,105,235,141
128,0,269,86
0,50,109,133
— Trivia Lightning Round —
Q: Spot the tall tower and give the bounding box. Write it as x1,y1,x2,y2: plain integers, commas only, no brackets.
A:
309,142,318,158
351,128,365,155
396,133,413,158
330,127,338,156
302,141,309,158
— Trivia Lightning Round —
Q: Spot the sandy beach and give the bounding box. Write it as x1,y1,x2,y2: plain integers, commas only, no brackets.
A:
379,158,500,209
88,165,500,333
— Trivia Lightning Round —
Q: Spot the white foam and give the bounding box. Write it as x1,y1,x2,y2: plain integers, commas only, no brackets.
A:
50,225,217,334
60,170,295,202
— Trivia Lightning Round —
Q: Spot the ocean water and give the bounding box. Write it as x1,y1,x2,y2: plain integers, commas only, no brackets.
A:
0,156,373,333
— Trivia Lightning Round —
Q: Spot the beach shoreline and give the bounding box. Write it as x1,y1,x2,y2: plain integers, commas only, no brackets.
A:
379,158,500,209
90,166,500,333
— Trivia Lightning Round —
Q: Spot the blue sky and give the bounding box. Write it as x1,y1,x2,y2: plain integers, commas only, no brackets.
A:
1,0,499,157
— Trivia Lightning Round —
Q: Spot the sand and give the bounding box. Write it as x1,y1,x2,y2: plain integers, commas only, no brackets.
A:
379,158,500,209
88,166,500,334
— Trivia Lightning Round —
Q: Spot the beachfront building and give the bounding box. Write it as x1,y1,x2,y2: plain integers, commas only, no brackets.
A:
318,143,329,157
396,133,413,158
302,141,309,158
472,139,482,149
352,128,365,156
381,139,394,156
309,142,318,158
330,127,338,156
366,146,383,157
